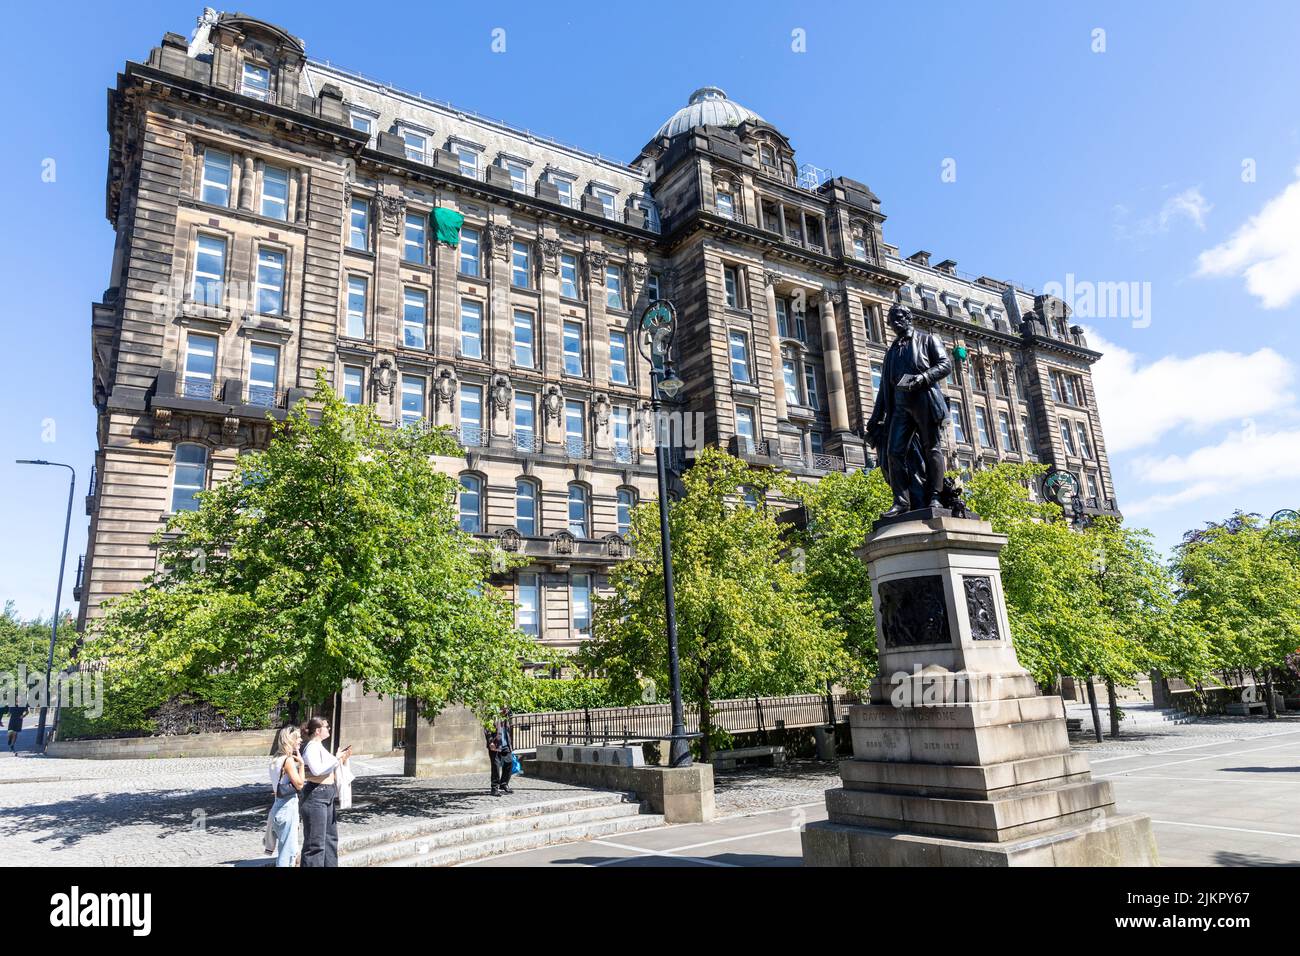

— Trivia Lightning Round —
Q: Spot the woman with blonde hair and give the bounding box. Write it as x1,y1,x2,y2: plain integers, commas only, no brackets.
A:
269,724,305,867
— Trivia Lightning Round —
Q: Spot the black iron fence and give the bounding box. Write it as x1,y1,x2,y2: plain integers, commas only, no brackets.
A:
508,692,858,753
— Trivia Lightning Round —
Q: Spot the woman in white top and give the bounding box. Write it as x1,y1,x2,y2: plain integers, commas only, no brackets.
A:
268,725,305,867
298,717,351,867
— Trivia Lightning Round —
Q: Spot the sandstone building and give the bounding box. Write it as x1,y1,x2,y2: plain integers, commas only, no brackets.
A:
77,11,1118,676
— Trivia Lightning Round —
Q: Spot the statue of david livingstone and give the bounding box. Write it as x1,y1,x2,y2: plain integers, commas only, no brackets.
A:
865,303,953,519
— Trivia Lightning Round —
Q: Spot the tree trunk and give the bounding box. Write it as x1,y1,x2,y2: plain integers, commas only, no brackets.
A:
1085,676,1104,743
1264,670,1278,719
1105,677,1121,737
699,688,713,763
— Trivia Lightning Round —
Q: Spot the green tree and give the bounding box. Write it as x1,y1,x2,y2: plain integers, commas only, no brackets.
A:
0,603,77,699
580,448,850,759
1173,512,1300,718
90,374,537,741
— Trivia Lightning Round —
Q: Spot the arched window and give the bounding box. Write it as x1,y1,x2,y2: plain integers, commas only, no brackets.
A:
617,488,636,537
515,479,538,536
171,443,208,512
459,474,483,533
567,483,589,538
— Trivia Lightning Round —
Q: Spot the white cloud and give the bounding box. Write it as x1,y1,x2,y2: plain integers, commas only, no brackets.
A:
1158,187,1211,231
1124,423,1300,516
1197,164,1300,308
1088,329,1294,454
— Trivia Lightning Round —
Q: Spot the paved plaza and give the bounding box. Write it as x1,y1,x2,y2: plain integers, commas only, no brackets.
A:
1,714,1297,867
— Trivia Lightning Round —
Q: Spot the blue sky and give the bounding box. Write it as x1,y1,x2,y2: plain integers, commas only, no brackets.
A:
4,1,1300,617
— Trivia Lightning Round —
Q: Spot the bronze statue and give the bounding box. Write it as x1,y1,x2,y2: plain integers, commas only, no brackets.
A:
866,303,953,519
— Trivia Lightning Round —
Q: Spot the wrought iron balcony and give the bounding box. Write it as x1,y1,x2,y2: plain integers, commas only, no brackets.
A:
245,383,282,408
514,433,543,454
72,554,85,603
456,424,489,447
565,437,593,459
612,443,636,464
85,465,98,515
810,453,847,473
179,376,221,400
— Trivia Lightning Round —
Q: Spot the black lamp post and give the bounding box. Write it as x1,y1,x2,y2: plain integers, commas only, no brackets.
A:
639,300,691,767
15,459,76,753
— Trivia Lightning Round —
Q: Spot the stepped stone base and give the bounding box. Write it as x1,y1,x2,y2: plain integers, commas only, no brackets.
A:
802,813,1158,867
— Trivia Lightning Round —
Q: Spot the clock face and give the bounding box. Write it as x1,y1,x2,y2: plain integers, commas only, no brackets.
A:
640,300,675,333
1043,469,1079,505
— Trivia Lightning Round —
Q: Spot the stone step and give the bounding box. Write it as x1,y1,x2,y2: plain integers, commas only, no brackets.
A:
338,790,634,856
341,799,659,867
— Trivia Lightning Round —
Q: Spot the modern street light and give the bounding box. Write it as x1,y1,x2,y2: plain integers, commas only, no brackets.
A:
638,300,691,767
15,459,76,753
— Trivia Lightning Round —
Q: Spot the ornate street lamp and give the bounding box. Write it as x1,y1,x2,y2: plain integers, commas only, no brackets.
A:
638,300,691,766
15,459,76,753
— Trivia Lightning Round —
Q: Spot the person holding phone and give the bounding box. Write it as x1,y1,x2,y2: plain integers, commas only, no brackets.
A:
298,716,350,867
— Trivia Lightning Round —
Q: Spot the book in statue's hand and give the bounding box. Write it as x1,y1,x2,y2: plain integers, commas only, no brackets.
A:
896,373,919,391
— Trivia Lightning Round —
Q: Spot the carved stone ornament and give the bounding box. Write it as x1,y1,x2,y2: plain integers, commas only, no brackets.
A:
629,262,649,293
877,575,949,649
593,392,612,426
435,367,458,408
543,384,564,424
375,190,407,236
343,181,353,207
764,270,782,288
222,415,241,445
586,250,609,283
373,356,396,397
497,527,522,552
604,533,628,558
488,224,514,260
552,530,576,555
963,575,1001,641
540,238,562,273
491,374,513,413
820,286,843,306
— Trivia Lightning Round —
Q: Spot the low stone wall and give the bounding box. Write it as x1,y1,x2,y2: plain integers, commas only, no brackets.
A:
48,729,278,760
524,753,714,823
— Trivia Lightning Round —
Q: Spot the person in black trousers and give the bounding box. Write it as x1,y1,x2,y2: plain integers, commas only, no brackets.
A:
487,707,514,796
298,716,350,867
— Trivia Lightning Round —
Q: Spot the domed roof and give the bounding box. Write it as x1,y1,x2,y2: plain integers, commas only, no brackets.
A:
654,87,765,139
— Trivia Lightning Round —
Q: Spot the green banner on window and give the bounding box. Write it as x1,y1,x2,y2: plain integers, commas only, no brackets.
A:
432,206,465,247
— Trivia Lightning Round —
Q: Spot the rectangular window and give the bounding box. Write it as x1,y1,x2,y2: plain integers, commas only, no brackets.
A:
505,161,527,194
553,176,574,208
350,113,372,136
1049,372,1064,404
782,359,802,405
183,333,217,399
1075,421,1093,459
998,411,1015,452
804,365,821,410
735,405,757,452
513,310,535,368
403,288,427,349
249,343,279,407
975,406,994,448
515,394,536,452
402,130,427,163
459,384,483,446
563,321,584,376
1087,473,1101,502
1021,415,1034,450
348,198,370,251
572,574,592,636
716,192,735,219
776,298,790,338
729,330,751,384
1067,376,1084,407
724,265,739,308
517,573,540,635
1060,420,1077,456
255,247,285,315
456,146,478,179
612,406,632,461
565,400,586,456
192,234,227,307
560,253,579,299
459,226,481,277
346,276,367,338
810,432,825,454
460,299,483,359
871,362,883,395
401,375,426,425
511,241,531,289
241,62,271,101
200,149,232,206
593,188,616,219
951,400,969,444
606,266,625,310
853,236,867,259
171,444,208,512
343,366,364,405
646,273,661,302
609,331,630,385
403,213,427,264
261,166,289,221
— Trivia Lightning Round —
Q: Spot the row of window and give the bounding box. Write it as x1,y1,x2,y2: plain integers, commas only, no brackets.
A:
458,476,636,540
950,400,1034,457
1049,370,1088,408
190,233,290,315
515,572,592,638
180,332,280,406
200,147,292,221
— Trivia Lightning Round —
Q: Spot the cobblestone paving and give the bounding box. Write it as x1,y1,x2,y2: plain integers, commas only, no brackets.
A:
0,747,612,867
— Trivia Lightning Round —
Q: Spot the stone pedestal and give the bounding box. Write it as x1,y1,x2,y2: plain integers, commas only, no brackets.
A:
403,702,490,778
801,514,1158,867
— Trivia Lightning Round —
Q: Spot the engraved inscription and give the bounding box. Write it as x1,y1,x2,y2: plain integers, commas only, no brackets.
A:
877,575,949,648
963,575,1001,641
